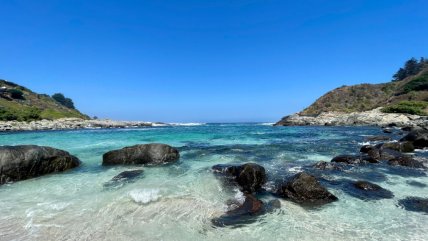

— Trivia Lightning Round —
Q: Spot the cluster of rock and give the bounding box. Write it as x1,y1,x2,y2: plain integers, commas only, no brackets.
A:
1,128,428,227
0,118,159,132
0,143,179,185
274,108,428,128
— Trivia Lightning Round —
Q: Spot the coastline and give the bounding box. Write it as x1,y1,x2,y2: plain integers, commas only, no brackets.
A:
0,118,161,132
274,108,428,128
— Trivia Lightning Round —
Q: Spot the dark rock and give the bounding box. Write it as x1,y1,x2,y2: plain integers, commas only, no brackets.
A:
398,197,428,214
348,180,394,200
103,169,144,188
400,129,428,149
406,180,427,188
387,156,425,168
313,161,343,171
212,163,267,193
275,172,338,205
211,194,265,227
401,126,414,132
102,143,179,166
365,136,391,142
360,145,375,153
378,142,415,153
331,155,362,164
0,145,80,185
380,148,405,161
387,123,397,127
383,128,393,134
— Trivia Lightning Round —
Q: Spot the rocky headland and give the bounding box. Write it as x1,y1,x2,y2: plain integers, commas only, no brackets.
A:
0,118,164,132
274,107,428,128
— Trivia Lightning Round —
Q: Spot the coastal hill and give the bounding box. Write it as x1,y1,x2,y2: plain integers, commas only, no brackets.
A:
275,58,428,126
0,79,88,121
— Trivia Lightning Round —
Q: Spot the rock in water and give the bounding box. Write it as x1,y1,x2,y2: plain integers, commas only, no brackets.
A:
103,169,144,188
0,145,80,185
102,143,179,166
212,163,266,193
400,128,428,149
346,180,394,200
275,172,337,205
398,197,428,214
211,194,265,227
387,156,425,168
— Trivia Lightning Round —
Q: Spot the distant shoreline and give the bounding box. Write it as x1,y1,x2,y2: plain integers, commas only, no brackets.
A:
274,108,428,128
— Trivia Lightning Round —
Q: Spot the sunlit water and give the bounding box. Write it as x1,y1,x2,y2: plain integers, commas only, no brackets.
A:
0,124,427,241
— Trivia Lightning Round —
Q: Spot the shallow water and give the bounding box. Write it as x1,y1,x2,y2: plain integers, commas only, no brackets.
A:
0,124,427,241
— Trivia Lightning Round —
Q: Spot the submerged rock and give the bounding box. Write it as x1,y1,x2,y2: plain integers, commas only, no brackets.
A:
211,194,281,227
346,180,394,200
212,163,266,193
275,172,337,205
400,128,428,149
0,145,80,185
406,180,427,188
211,194,264,227
398,197,428,214
102,143,179,166
104,169,144,188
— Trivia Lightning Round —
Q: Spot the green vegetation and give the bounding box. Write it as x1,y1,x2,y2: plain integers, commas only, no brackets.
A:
393,57,428,81
8,89,24,99
382,101,428,115
401,72,428,94
0,79,88,121
52,93,75,109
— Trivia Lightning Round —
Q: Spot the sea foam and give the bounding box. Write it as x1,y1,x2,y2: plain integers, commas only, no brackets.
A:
129,189,161,204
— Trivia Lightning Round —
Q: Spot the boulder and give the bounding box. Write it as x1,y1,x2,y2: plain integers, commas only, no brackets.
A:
365,136,391,142
212,163,266,193
103,169,144,188
360,145,375,153
347,180,394,200
400,129,428,149
376,142,415,153
312,161,344,171
0,145,80,185
331,155,378,164
102,143,179,166
387,156,425,168
275,172,337,205
398,197,428,214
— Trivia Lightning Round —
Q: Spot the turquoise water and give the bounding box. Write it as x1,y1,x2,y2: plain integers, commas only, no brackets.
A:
0,123,427,241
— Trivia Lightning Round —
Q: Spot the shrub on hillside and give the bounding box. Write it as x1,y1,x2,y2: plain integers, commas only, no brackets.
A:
402,73,428,94
52,93,75,109
8,89,24,99
381,101,428,115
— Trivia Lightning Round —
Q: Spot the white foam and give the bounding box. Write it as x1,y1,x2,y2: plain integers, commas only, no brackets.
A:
168,123,206,126
233,189,245,205
129,189,161,204
259,122,275,126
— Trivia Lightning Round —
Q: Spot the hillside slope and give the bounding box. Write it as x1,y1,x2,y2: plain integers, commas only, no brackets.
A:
0,79,88,121
299,67,428,116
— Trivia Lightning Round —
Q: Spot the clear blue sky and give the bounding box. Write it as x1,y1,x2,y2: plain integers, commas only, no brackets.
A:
1,0,427,122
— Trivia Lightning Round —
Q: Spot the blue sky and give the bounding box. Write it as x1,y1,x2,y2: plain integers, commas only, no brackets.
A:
1,0,427,122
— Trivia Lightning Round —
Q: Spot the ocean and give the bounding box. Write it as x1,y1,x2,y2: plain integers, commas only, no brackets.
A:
0,123,427,241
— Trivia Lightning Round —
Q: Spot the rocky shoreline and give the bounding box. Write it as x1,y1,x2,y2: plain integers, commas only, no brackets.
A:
0,118,162,132
274,108,428,128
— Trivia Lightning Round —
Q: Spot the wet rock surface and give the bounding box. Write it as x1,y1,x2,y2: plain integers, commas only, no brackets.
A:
102,143,180,166
274,172,338,205
0,145,80,185
212,163,267,193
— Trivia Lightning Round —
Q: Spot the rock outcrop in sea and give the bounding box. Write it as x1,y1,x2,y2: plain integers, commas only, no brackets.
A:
0,145,80,185
274,108,428,128
102,143,180,166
